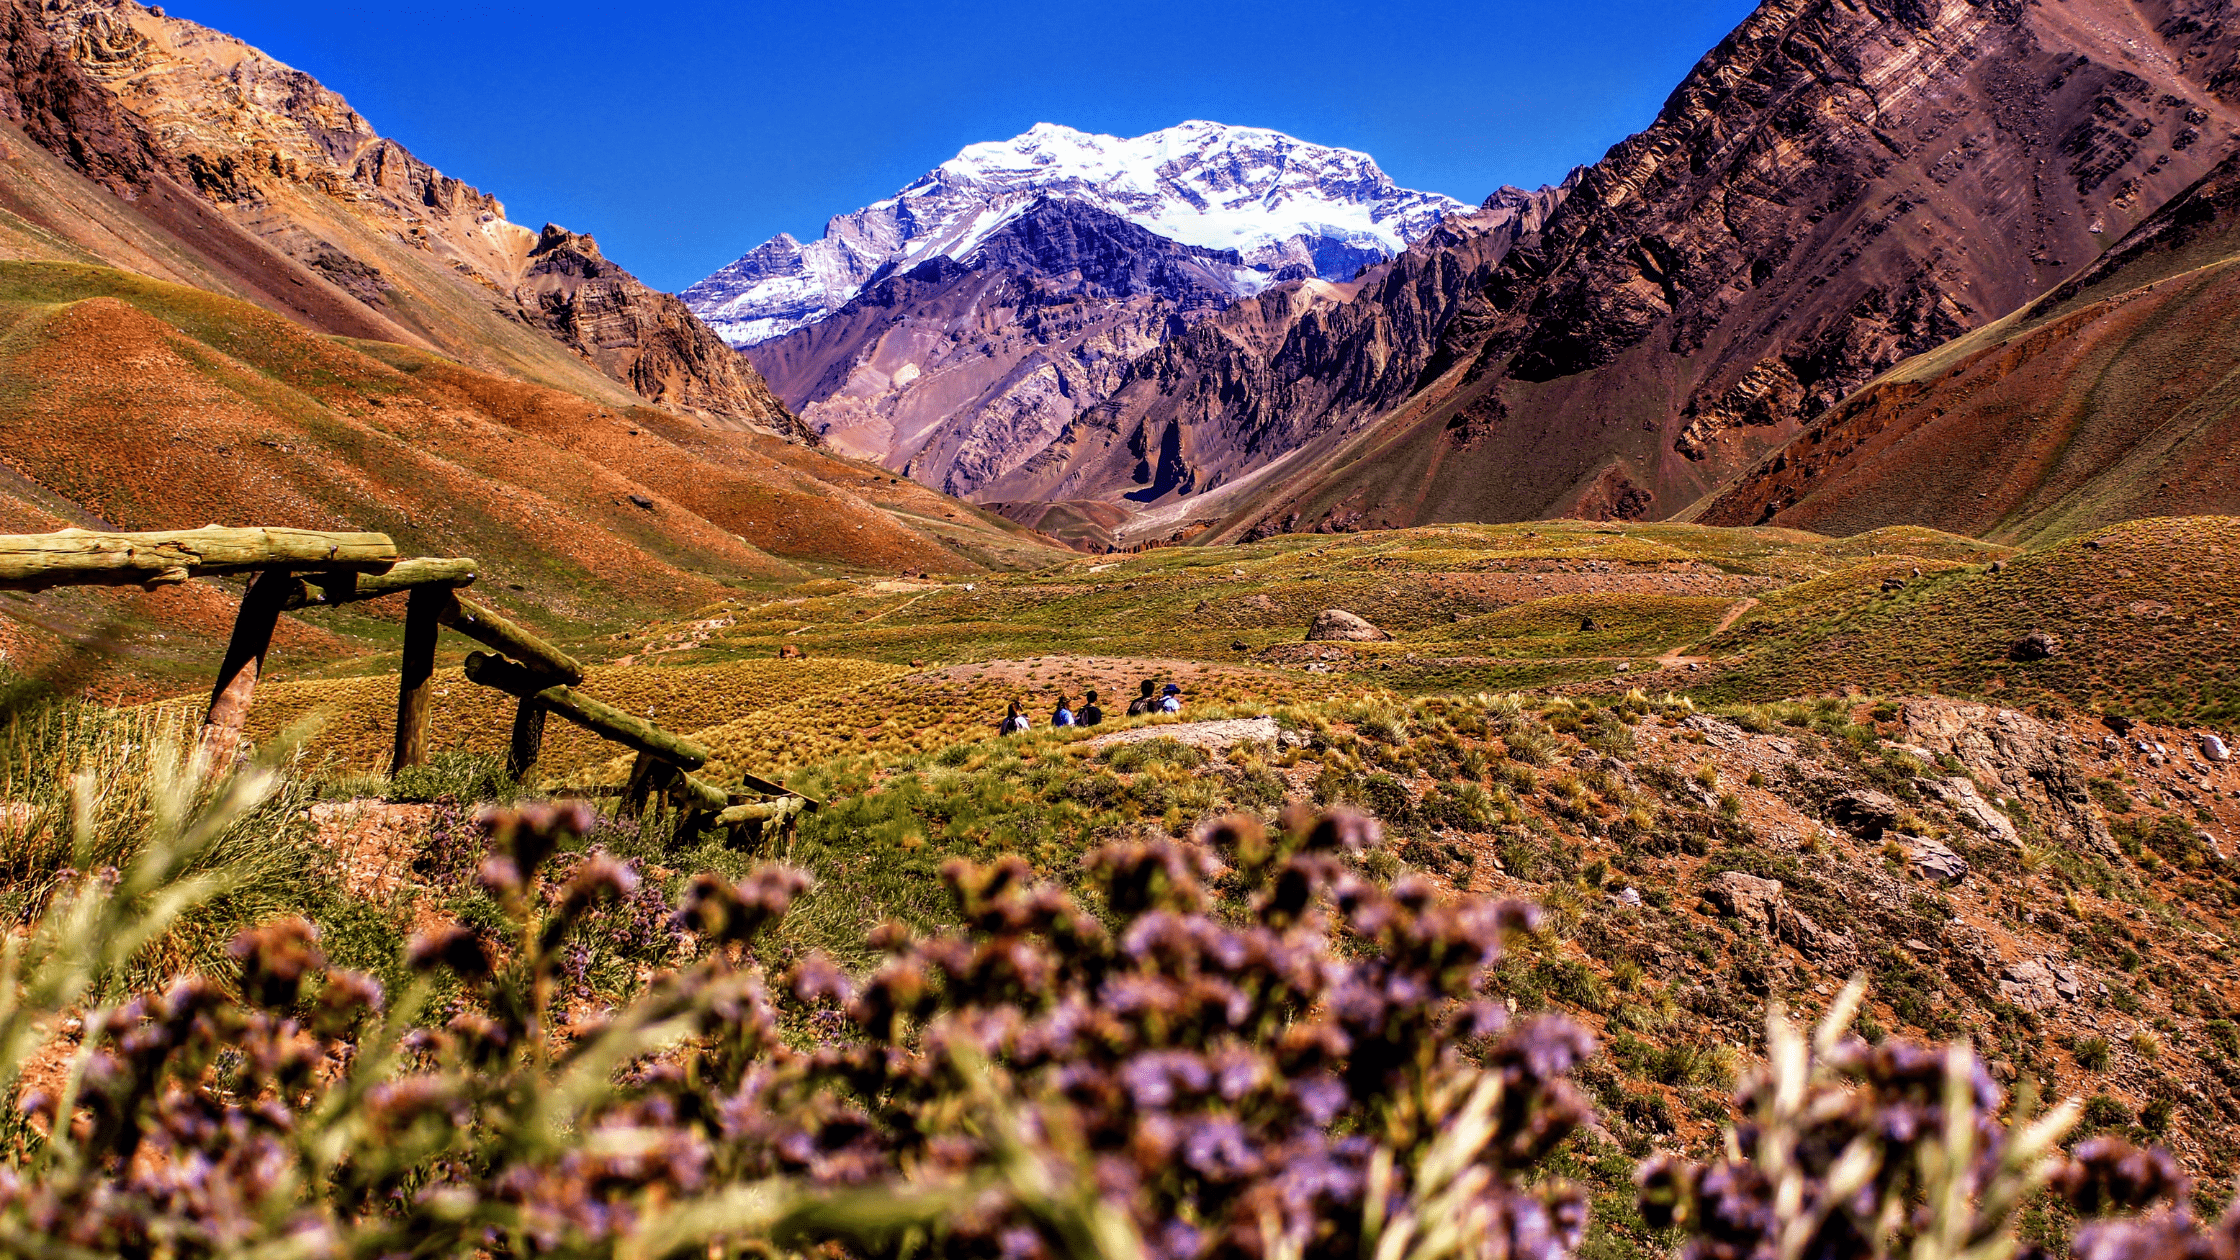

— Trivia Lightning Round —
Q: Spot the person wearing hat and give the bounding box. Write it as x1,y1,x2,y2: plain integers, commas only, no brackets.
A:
1159,682,1182,715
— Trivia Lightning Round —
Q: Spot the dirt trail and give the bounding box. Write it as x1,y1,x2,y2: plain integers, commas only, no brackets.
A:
1654,596,1759,669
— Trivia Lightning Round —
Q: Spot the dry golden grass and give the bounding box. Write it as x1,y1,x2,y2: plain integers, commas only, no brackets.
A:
161,658,906,777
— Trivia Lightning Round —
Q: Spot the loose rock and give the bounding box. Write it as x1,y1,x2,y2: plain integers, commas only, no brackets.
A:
1895,833,1968,883
1306,609,1390,642
2010,631,2061,661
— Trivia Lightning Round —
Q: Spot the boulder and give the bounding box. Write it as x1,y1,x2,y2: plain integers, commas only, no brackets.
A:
1705,871,1784,933
1998,957,2081,1010
1704,871,1855,967
2203,733,2231,763
1306,609,1389,642
1830,788,1904,837
1895,833,1968,883
2010,631,2061,661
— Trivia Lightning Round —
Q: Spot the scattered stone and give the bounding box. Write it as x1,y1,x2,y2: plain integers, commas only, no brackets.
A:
2103,713,2136,735
1880,578,1906,592
2010,631,2061,661
909,659,924,668
2203,733,2231,763
628,494,655,510
1305,609,1390,642
2085,539,2104,550
1231,640,1250,652
1614,886,1642,907
1580,616,1602,632
1241,594,1277,613
1895,833,1968,883
307,801,436,898
777,644,804,660
1988,560,2006,573
1830,788,1904,837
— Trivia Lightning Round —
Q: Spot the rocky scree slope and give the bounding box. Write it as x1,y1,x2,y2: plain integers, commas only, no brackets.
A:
983,184,1571,534
1180,0,2240,541
1697,143,2240,544
0,0,805,435
684,120,1462,347
745,198,1250,497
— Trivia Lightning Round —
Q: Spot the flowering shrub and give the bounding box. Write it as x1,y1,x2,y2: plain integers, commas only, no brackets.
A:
0,783,2227,1260
0,797,1592,1260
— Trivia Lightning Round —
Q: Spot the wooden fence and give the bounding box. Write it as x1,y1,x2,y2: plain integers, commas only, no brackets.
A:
0,526,812,845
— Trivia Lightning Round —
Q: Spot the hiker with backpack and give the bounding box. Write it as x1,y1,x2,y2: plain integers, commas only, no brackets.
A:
1125,680,1158,717
1052,695,1077,727
998,700,1030,735
1079,689,1105,726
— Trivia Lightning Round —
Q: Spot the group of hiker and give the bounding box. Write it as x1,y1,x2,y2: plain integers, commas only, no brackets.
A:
998,679,1181,734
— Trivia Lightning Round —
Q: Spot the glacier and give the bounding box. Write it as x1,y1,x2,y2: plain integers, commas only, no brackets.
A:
683,120,1463,346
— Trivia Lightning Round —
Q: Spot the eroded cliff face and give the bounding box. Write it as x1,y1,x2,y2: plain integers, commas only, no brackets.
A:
982,183,1570,526
1695,143,2240,544
747,199,1243,495
516,226,809,439
12,0,799,430
1173,0,2240,540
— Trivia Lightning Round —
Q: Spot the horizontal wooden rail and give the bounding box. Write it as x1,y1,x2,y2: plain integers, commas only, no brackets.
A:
463,652,706,770
290,558,480,609
441,596,584,685
718,798,806,827
0,526,395,591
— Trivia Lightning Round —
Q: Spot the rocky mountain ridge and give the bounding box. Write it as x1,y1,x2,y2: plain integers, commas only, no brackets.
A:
1198,0,2240,541
981,180,1572,529
14,0,805,435
745,197,1249,496
980,0,2240,545
684,120,1463,346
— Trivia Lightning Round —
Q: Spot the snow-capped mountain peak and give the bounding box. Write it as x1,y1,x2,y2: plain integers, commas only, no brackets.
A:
684,121,1462,346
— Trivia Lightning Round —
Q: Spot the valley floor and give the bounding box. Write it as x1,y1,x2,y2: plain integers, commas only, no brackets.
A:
22,514,2240,1246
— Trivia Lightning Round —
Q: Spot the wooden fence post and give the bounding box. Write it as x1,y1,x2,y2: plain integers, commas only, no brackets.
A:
391,585,445,775
199,569,295,770
507,697,547,783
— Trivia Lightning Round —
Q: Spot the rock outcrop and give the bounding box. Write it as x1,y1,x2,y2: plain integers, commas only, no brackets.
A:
517,226,811,439
1902,700,2117,859
985,184,1570,524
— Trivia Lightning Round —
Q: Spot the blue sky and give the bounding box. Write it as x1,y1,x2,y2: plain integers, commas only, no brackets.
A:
168,0,1759,292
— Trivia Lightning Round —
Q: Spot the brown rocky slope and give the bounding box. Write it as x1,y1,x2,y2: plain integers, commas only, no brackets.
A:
1006,0,2240,542
0,0,806,435
982,184,1568,535
1694,143,2240,544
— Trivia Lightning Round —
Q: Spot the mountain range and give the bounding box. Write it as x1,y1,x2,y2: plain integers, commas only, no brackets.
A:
674,0,2240,553
0,0,1061,693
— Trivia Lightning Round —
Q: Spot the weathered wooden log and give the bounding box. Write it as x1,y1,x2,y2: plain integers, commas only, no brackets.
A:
461,652,706,770
291,558,479,609
506,697,547,782
198,570,296,769
440,596,583,685
674,773,730,812
391,586,446,774
0,527,395,591
717,798,806,827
